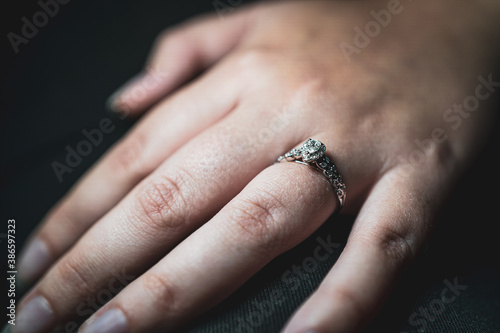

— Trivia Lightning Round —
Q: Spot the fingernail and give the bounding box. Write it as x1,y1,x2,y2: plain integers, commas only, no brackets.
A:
105,72,146,113
283,329,318,333
13,296,55,333
79,308,129,333
2,323,13,333
105,102,131,120
105,89,126,113
18,239,51,285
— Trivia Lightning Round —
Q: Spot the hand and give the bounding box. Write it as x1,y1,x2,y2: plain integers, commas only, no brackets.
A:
15,0,500,332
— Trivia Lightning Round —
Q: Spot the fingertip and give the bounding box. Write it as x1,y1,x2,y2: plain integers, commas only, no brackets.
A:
106,68,173,117
13,296,56,333
79,308,129,333
105,72,146,115
105,89,124,113
105,97,132,120
17,238,52,288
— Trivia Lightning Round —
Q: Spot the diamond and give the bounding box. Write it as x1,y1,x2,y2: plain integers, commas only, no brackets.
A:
301,139,326,162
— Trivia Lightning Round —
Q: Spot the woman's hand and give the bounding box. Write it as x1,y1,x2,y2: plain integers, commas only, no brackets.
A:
15,1,500,332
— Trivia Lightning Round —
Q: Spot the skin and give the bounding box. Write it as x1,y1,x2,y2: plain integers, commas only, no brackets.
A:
14,0,500,332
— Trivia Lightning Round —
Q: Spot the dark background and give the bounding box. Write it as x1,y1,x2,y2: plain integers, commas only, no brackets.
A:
1,1,499,332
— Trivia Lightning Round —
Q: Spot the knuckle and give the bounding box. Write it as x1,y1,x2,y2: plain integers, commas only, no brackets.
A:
403,138,456,172
277,78,332,121
234,48,271,66
294,78,330,98
141,272,180,314
370,225,415,268
110,134,151,180
428,140,456,171
134,170,192,235
230,48,278,81
329,285,368,319
42,204,76,241
55,258,95,297
229,190,289,253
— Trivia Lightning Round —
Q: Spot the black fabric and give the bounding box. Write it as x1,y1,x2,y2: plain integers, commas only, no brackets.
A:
1,1,500,332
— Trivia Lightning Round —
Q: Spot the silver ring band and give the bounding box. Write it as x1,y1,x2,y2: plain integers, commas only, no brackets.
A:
276,139,346,211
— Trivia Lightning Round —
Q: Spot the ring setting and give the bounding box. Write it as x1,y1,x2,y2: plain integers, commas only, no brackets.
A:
277,139,346,211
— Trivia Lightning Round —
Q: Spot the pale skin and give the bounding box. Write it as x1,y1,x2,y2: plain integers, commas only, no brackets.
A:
14,0,500,332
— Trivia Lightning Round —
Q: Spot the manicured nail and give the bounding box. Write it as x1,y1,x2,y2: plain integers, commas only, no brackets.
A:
105,72,146,113
2,323,13,333
79,308,129,333
18,239,51,285
13,296,55,333
105,89,126,113
283,329,319,333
